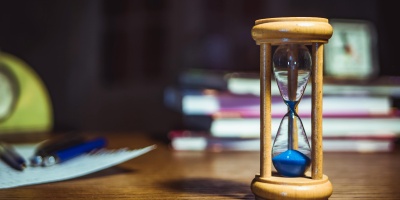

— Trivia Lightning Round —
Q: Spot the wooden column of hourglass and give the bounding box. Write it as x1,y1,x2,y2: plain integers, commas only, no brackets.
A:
250,17,333,200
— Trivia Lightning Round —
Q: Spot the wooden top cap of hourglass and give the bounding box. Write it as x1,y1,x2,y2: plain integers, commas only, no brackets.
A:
252,17,333,44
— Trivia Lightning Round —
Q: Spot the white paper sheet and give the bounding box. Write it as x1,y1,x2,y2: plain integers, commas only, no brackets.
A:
0,144,156,189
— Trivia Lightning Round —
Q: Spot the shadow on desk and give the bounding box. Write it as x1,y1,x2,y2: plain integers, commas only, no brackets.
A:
73,166,136,181
161,178,254,199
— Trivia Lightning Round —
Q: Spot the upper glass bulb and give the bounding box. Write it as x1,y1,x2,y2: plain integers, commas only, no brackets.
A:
273,44,312,102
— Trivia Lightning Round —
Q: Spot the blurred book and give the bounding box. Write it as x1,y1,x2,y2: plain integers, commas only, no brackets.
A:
168,130,397,153
164,86,394,117
173,68,400,97
165,69,400,153
174,68,232,90
227,72,400,97
205,115,400,138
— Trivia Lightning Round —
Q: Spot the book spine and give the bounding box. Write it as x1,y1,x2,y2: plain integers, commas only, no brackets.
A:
208,117,400,138
169,131,396,153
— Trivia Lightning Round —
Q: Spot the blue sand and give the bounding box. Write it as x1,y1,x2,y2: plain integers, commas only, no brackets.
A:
272,149,311,177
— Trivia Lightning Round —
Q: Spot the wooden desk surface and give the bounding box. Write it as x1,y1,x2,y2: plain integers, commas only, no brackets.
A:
1,133,400,199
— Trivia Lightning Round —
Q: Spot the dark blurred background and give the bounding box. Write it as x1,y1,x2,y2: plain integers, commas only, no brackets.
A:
0,0,398,135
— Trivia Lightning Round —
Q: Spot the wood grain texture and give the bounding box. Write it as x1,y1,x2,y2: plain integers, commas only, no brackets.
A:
259,43,272,178
0,133,399,199
252,174,332,200
252,17,333,45
311,42,324,180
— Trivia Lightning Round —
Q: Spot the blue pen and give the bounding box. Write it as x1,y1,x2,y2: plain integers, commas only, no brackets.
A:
30,134,86,166
42,137,107,166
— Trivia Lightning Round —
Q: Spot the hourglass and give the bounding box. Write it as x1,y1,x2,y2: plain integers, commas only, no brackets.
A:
250,17,333,199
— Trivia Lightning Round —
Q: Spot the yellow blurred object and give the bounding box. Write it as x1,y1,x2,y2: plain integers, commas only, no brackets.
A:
0,51,53,134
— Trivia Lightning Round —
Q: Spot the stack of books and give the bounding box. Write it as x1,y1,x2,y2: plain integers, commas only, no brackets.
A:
164,69,400,153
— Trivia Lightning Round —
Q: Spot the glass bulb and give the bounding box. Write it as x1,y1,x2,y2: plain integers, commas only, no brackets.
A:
271,44,312,177
273,44,311,102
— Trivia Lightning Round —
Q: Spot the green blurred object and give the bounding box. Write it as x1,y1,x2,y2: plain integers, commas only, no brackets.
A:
0,51,53,134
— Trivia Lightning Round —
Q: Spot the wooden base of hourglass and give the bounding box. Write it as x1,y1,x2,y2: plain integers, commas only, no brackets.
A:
251,172,332,200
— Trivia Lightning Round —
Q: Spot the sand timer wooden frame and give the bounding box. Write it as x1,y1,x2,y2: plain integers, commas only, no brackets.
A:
250,17,333,200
